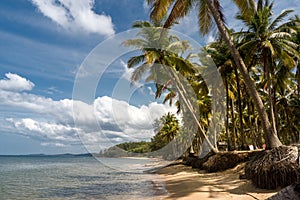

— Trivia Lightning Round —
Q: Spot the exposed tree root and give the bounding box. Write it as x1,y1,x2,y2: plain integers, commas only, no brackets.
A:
245,145,300,189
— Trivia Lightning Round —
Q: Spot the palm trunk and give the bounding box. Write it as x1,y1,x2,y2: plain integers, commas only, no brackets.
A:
234,67,246,148
231,98,237,150
225,76,231,150
162,63,218,154
204,0,282,148
297,63,300,97
265,55,278,137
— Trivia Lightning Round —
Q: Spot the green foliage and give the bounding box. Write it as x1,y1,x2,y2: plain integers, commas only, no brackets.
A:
117,141,151,153
99,112,181,158
150,112,180,151
117,0,300,155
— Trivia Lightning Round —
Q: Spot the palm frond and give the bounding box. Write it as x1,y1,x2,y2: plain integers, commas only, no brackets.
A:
232,0,255,23
122,39,148,49
164,0,194,28
166,56,196,75
257,0,263,12
268,9,294,30
198,0,212,35
276,49,296,69
150,0,174,23
270,32,292,39
163,91,177,106
262,40,275,56
127,55,145,68
166,40,191,55
132,21,152,28
130,63,150,84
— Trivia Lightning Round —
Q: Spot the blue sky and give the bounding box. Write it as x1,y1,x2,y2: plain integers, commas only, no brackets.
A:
0,0,299,155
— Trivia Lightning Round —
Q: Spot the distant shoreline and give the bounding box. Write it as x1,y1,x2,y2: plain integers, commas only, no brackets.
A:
0,153,94,157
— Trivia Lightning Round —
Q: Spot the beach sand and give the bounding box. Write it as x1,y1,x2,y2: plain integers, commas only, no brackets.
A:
156,163,279,200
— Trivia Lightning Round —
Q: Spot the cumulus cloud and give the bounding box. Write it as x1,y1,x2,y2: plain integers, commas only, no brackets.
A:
120,60,134,83
0,73,35,92
1,73,176,152
31,0,115,36
11,118,78,141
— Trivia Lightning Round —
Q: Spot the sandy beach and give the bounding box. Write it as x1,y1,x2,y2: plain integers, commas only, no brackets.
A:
156,163,279,200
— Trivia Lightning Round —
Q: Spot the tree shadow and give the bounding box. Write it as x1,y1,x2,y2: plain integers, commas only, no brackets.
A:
161,164,278,199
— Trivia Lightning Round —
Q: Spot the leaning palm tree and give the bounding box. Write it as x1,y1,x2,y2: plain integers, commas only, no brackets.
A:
146,0,283,148
206,36,249,150
123,20,218,153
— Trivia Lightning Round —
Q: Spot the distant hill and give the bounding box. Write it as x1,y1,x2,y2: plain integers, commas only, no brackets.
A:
98,141,152,157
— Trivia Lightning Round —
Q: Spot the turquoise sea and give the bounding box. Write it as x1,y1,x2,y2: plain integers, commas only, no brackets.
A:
0,155,168,200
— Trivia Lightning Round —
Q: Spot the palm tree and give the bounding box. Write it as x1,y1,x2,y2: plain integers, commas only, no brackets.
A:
123,20,218,153
146,0,284,148
235,0,300,137
206,36,248,149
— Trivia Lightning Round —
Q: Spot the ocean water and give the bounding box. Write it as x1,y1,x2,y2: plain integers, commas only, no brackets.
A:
0,155,168,200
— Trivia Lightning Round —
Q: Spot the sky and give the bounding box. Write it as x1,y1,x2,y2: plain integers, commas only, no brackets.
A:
0,0,299,155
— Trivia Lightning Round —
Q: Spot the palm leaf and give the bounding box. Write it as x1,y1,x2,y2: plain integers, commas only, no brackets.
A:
166,40,190,54
150,0,174,23
166,56,196,75
198,0,212,35
164,0,194,28
122,39,147,49
130,63,150,84
132,21,152,28
127,55,145,68
163,91,177,106
262,40,275,56
270,32,292,39
232,0,255,23
268,9,294,30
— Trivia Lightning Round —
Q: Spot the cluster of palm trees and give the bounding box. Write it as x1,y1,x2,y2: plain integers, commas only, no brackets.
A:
206,0,300,150
124,0,300,155
151,112,180,151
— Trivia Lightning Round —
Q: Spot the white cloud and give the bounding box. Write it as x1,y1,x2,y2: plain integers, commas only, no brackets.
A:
1,73,177,152
0,73,35,92
172,10,199,37
120,60,134,82
41,142,66,147
31,0,115,36
206,34,215,44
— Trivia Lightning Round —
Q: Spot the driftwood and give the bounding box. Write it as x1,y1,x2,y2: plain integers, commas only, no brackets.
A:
245,145,300,189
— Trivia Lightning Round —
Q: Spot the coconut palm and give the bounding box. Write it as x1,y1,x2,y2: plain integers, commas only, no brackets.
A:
235,0,300,136
206,35,249,149
123,20,218,153
146,0,283,148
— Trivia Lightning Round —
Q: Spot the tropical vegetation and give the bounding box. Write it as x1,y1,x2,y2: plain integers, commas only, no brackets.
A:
123,0,299,152
99,112,181,158
119,0,300,189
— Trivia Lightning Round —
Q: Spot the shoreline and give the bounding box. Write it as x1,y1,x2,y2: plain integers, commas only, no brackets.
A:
155,162,279,199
